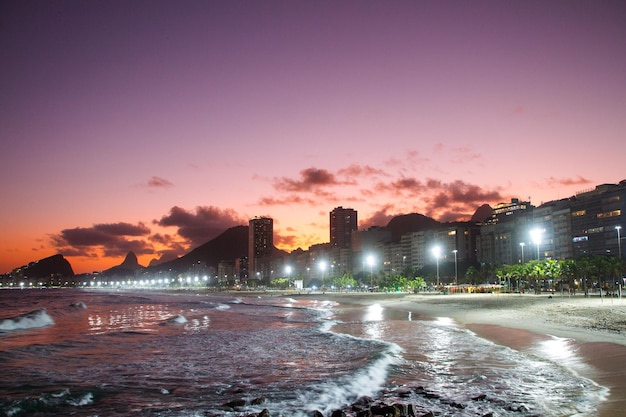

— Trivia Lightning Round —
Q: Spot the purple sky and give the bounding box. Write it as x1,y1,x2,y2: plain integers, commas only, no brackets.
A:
2,1,625,274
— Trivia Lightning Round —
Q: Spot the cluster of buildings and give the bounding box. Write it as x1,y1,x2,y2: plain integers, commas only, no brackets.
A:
243,181,625,287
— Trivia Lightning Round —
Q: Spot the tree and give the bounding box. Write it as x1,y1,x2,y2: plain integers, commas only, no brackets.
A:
331,273,358,290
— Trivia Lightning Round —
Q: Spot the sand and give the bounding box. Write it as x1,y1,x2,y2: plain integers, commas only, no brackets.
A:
285,291,626,416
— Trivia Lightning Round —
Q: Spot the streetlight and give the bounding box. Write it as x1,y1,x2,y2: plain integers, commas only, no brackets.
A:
616,226,622,259
432,246,441,288
519,242,525,263
530,228,543,260
285,265,292,289
319,260,327,290
452,249,458,285
366,255,374,289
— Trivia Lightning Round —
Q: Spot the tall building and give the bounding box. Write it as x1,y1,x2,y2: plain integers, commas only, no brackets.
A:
570,182,625,259
248,216,273,283
330,206,358,249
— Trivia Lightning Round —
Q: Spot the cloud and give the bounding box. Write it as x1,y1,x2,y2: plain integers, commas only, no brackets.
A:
359,204,397,229
337,164,387,178
55,223,151,246
258,195,317,206
147,176,174,188
155,205,245,247
273,167,345,192
547,176,592,187
51,222,154,258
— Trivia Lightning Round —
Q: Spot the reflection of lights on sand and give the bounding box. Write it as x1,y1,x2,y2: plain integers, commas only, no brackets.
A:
408,311,412,321
363,304,384,340
533,336,588,371
434,316,456,326
364,304,384,322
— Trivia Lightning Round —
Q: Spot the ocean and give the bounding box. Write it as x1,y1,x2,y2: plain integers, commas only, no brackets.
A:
0,289,608,416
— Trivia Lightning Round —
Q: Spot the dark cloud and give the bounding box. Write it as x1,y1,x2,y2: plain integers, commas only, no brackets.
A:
54,222,151,247
155,205,245,247
51,222,154,259
273,167,345,192
360,204,397,229
430,180,502,207
102,239,154,257
147,176,174,188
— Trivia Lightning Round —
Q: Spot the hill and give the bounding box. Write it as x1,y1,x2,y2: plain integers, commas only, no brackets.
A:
152,225,251,273
101,251,144,277
386,213,441,241
17,254,74,279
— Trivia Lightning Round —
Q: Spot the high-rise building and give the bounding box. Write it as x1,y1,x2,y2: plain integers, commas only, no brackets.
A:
248,216,273,283
330,206,358,249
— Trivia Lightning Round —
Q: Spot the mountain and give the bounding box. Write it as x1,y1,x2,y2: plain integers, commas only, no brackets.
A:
386,213,441,241
153,225,251,273
19,254,74,278
471,204,493,223
101,251,144,276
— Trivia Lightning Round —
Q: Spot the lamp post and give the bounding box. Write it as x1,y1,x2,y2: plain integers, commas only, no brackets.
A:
519,242,525,263
432,246,441,288
285,265,292,289
366,255,374,290
530,228,543,260
452,249,458,285
616,226,622,259
319,261,327,290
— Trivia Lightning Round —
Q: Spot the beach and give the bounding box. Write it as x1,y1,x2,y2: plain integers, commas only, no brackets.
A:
286,291,626,416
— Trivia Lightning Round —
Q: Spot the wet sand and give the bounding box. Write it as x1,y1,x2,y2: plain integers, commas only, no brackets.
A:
287,291,626,416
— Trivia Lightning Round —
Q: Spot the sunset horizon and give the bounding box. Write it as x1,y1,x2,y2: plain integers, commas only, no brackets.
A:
2,1,625,274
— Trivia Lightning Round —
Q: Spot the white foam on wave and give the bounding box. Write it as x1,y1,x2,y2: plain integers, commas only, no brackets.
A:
67,392,93,406
169,315,188,324
215,304,230,310
69,301,87,309
0,309,54,331
294,341,403,415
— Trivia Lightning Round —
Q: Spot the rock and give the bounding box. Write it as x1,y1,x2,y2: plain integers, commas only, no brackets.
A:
353,396,375,406
370,404,399,417
392,403,415,417
251,397,266,405
258,408,270,417
222,399,246,409
331,410,346,417
311,410,324,417
356,409,373,417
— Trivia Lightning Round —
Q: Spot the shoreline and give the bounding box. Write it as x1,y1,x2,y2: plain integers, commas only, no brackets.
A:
282,291,626,416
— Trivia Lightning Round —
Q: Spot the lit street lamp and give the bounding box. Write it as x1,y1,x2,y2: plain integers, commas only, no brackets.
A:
452,249,458,285
519,242,525,263
319,260,327,290
285,265,292,289
616,226,622,259
367,255,374,289
432,246,441,287
530,228,543,260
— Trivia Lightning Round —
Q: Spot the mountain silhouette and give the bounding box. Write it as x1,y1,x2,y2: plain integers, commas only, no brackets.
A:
385,213,441,241
101,251,144,276
471,204,493,223
19,254,74,279
153,225,250,273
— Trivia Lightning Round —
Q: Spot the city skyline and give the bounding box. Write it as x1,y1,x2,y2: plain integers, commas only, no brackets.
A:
2,1,625,274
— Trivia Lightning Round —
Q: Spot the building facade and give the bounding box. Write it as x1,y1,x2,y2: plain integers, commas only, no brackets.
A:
248,216,273,284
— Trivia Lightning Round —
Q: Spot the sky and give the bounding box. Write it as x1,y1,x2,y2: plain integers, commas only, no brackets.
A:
1,0,625,275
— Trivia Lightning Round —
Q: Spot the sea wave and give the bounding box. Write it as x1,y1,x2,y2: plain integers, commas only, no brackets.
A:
0,309,54,332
